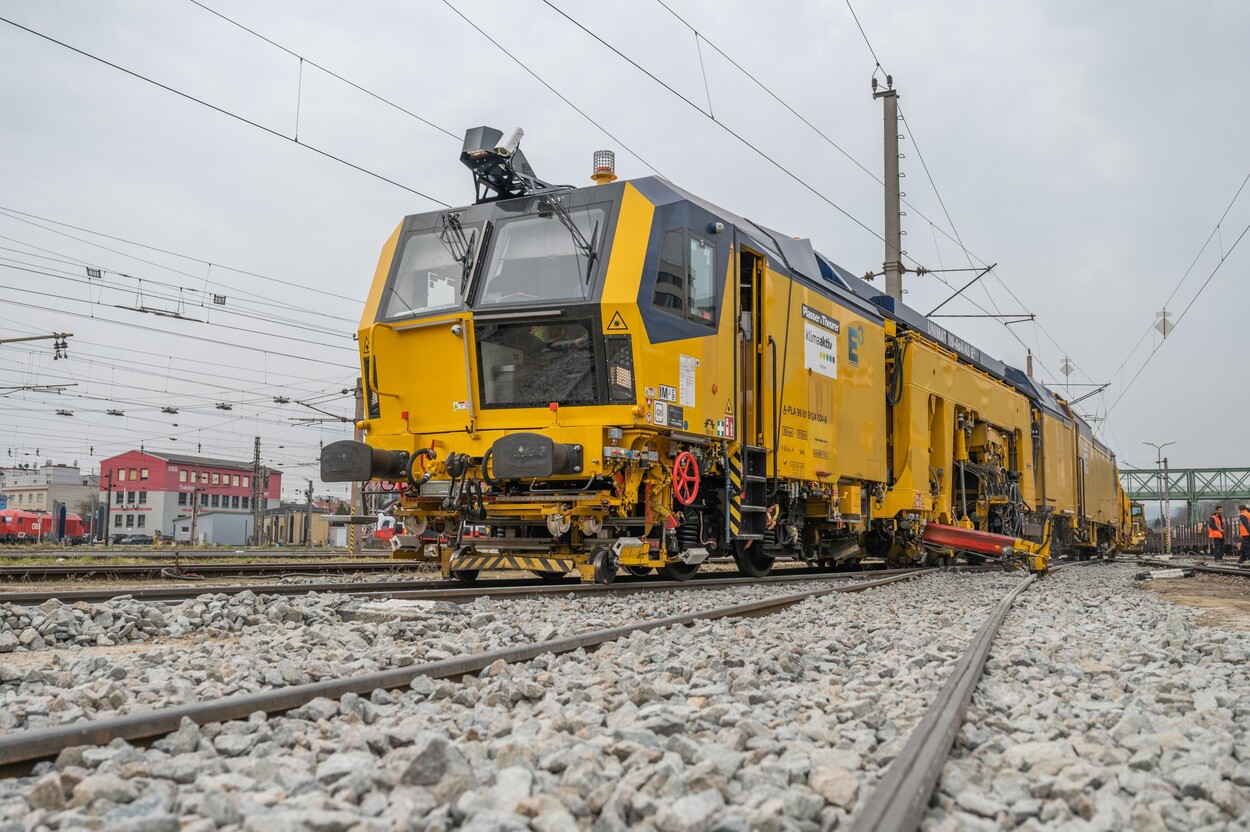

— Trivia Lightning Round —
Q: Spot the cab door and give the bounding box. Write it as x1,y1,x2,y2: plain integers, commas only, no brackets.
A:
736,246,765,448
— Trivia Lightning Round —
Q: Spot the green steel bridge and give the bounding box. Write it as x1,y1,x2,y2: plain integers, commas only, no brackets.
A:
1120,468,1250,522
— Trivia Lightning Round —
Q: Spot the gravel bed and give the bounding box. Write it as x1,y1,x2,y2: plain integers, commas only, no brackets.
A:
923,565,1250,831
0,571,1023,831
0,578,885,733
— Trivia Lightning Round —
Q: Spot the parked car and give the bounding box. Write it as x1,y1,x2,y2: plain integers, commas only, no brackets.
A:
116,534,155,545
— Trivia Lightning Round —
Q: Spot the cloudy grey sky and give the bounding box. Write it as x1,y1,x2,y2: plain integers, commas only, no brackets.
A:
1,0,1247,500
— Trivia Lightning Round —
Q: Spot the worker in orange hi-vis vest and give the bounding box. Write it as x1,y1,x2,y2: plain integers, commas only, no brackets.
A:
1207,506,1226,563
1238,504,1250,565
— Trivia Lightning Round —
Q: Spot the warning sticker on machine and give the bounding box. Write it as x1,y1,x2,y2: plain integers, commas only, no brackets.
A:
679,355,698,407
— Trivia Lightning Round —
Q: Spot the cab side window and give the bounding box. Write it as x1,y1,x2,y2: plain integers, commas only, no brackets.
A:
653,230,685,314
688,235,715,323
651,228,716,326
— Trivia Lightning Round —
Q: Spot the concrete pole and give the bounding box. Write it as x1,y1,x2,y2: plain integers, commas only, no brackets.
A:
305,478,314,547
190,466,201,546
251,437,262,547
104,469,112,546
876,83,903,302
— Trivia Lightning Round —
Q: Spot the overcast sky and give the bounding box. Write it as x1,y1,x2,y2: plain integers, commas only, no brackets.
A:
1,0,1247,501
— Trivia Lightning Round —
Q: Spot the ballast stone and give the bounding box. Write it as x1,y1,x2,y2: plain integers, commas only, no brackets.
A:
354,599,464,623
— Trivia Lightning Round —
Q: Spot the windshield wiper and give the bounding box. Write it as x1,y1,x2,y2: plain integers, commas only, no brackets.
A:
539,196,597,282
384,283,421,318
436,213,477,290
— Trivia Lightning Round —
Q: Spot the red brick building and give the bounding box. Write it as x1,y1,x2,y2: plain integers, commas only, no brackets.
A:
99,451,281,540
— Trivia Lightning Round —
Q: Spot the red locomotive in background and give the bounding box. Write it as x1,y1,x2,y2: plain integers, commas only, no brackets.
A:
0,509,88,544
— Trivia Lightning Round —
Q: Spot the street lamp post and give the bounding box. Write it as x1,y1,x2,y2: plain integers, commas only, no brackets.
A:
1143,441,1175,556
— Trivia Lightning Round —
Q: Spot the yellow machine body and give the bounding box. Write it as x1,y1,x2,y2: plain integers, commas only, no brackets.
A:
323,156,1129,580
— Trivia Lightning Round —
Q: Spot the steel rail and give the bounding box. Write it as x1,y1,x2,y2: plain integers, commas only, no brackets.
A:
848,570,1042,832
0,560,418,582
0,550,368,559
0,570,935,770
0,566,926,607
1138,558,1250,579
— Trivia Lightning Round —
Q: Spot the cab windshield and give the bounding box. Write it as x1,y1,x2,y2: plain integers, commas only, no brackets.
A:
476,319,597,408
380,226,478,320
476,203,606,306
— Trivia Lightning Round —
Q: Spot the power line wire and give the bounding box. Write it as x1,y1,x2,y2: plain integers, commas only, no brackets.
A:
440,0,664,178
842,0,885,70
1103,170,1250,398
652,0,881,186
831,2,1087,390
0,264,357,353
0,205,364,305
647,0,1075,389
0,15,451,207
534,0,885,244
0,296,356,368
1104,211,1250,416
187,0,461,141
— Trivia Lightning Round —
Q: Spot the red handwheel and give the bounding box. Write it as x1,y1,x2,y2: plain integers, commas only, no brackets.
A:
673,451,700,505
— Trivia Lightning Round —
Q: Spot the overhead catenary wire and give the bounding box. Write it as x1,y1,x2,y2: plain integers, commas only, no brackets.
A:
1102,169,1250,409
0,228,356,325
0,314,350,388
0,206,363,308
0,256,354,340
1104,210,1250,417
832,2,1089,392
186,0,461,142
0,296,357,369
644,0,1075,390
0,15,452,208
440,0,664,178
0,265,358,354
534,0,886,245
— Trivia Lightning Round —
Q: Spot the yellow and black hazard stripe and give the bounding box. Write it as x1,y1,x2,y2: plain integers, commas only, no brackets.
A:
450,554,577,573
728,451,743,539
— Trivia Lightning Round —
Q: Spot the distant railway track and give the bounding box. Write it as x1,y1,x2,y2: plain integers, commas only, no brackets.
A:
0,559,424,583
0,548,380,559
1138,558,1250,579
0,564,929,607
0,569,933,771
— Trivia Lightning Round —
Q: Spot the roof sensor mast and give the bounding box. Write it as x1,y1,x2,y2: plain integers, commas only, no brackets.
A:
460,126,558,204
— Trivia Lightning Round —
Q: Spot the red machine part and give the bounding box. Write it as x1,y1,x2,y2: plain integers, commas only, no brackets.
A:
921,523,1019,557
672,452,700,506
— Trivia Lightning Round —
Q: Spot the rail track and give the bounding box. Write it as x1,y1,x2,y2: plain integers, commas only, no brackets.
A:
848,562,1102,832
1137,557,1250,579
0,558,424,583
0,569,932,771
0,564,927,607
0,549,375,558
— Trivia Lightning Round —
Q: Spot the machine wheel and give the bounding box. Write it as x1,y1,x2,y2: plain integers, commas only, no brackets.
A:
592,547,617,584
658,561,701,581
732,542,775,578
531,570,566,582
624,565,653,577
861,525,895,558
451,569,479,584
